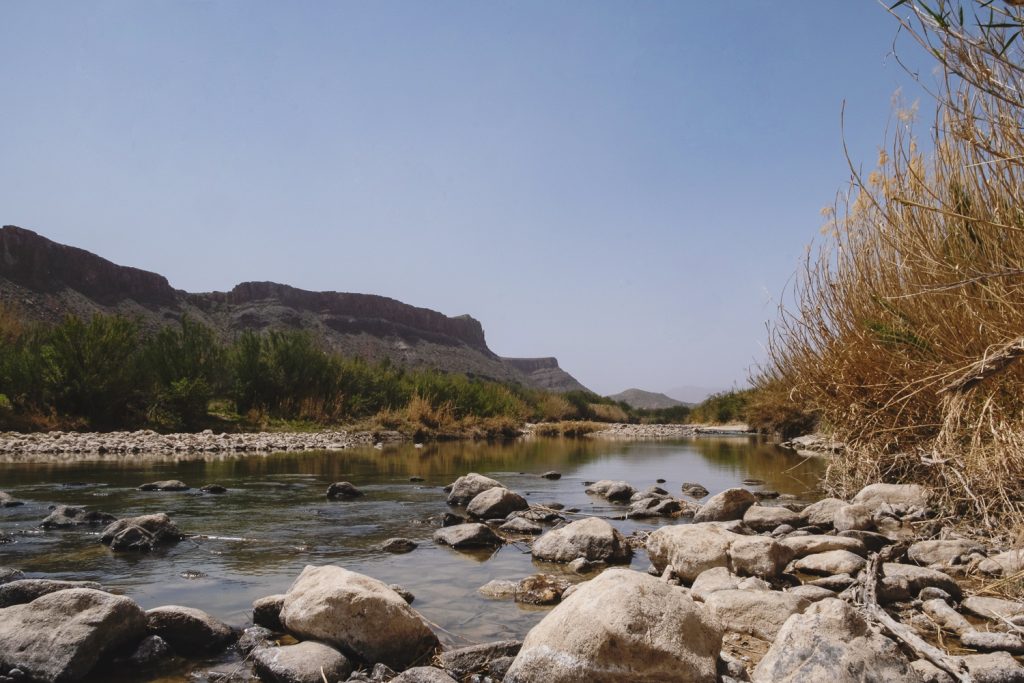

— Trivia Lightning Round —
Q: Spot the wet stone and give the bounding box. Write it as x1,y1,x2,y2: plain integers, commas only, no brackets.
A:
326,481,364,500
380,538,418,553
138,480,190,491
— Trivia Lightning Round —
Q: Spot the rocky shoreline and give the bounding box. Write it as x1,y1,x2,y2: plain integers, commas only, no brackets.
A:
3,467,1024,682
0,422,758,458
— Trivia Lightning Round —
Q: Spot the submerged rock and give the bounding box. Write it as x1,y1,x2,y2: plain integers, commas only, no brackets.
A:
504,568,723,683
380,538,418,553
0,588,147,683
40,505,117,529
584,480,637,502
138,479,189,491
514,574,572,605
326,481,364,500
278,565,439,670
531,517,632,564
0,491,23,507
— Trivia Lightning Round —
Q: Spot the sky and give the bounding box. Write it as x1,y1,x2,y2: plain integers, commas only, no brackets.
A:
0,1,935,399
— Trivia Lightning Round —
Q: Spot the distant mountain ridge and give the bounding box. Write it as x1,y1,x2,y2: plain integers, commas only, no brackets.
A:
608,388,689,410
0,225,589,392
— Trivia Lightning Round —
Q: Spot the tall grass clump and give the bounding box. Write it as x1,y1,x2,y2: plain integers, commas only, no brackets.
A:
760,0,1024,528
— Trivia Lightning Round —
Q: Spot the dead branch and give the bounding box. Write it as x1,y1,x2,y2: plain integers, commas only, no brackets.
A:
940,337,1024,394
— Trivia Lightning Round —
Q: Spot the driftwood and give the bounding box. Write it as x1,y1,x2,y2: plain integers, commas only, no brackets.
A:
940,336,1024,394
851,549,973,683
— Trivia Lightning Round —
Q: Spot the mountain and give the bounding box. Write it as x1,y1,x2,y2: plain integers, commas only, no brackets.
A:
0,225,589,392
667,385,723,404
608,388,688,410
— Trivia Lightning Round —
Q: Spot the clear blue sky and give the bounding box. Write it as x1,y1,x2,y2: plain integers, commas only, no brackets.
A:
0,1,932,398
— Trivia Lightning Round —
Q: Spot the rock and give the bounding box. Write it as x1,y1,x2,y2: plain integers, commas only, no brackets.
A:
466,487,528,519
200,484,228,494
919,586,953,602
433,523,503,549
978,548,1024,577
646,523,735,581
370,663,397,680
788,585,836,603
752,598,920,683
793,550,867,576
252,641,354,683
567,557,594,574
513,507,564,524
126,634,173,668
912,659,955,683
138,479,189,491
531,517,632,564
146,605,234,655
237,625,277,655
692,488,756,523
681,482,710,498
0,491,23,507
0,588,147,683
438,640,522,680
0,568,24,585
808,573,857,591
960,631,1024,655
921,599,974,635
961,652,1024,682
478,580,518,600
743,505,803,532
837,529,892,552
833,504,875,532
381,538,418,553
498,517,543,535
540,471,561,480
963,596,1024,623
0,579,104,608
446,473,503,506
40,505,117,529
690,567,742,602
704,589,810,641
800,497,847,526
780,534,866,558
883,563,961,599
440,512,464,527
504,568,722,683
327,482,364,500
628,497,683,518
278,565,439,670
852,483,930,511
729,536,794,578
584,480,637,502
771,524,796,537
873,515,918,542
253,594,285,630
515,574,571,605
100,513,182,551
389,584,415,604
391,667,458,683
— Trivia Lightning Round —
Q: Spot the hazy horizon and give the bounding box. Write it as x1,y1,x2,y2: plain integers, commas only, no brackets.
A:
0,2,932,396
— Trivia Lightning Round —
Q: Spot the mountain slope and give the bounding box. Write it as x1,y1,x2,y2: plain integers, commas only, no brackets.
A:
608,388,688,410
0,225,589,392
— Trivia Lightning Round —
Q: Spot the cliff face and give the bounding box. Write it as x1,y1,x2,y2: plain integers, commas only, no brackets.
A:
0,226,589,392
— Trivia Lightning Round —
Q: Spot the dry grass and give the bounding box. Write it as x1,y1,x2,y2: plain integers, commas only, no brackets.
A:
760,1,1024,532
534,421,604,438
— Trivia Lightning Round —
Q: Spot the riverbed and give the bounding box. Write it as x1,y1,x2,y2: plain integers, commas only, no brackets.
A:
0,435,824,681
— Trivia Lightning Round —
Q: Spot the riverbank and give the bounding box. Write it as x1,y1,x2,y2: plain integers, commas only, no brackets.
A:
0,422,759,456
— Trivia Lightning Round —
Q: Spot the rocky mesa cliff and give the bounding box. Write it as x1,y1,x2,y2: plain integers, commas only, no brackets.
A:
0,226,589,392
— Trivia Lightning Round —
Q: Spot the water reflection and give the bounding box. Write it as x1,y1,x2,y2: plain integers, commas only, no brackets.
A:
0,436,824,682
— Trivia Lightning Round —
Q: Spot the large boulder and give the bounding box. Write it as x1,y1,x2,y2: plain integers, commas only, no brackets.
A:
852,483,930,511
908,539,985,567
646,524,735,582
531,517,632,564
100,513,182,552
146,605,234,655
692,488,756,523
466,488,528,519
0,588,147,683
278,565,439,670
504,568,722,683
433,523,503,549
729,536,794,578
743,505,802,532
252,641,354,683
703,589,810,641
800,497,847,527
752,598,921,682
40,505,117,529
446,473,503,506
0,579,104,608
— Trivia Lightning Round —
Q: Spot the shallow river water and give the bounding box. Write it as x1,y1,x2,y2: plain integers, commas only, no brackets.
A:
0,435,824,681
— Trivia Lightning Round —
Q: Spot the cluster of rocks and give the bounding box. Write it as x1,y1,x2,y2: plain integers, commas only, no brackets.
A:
780,433,845,458
0,429,405,456
587,423,700,439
